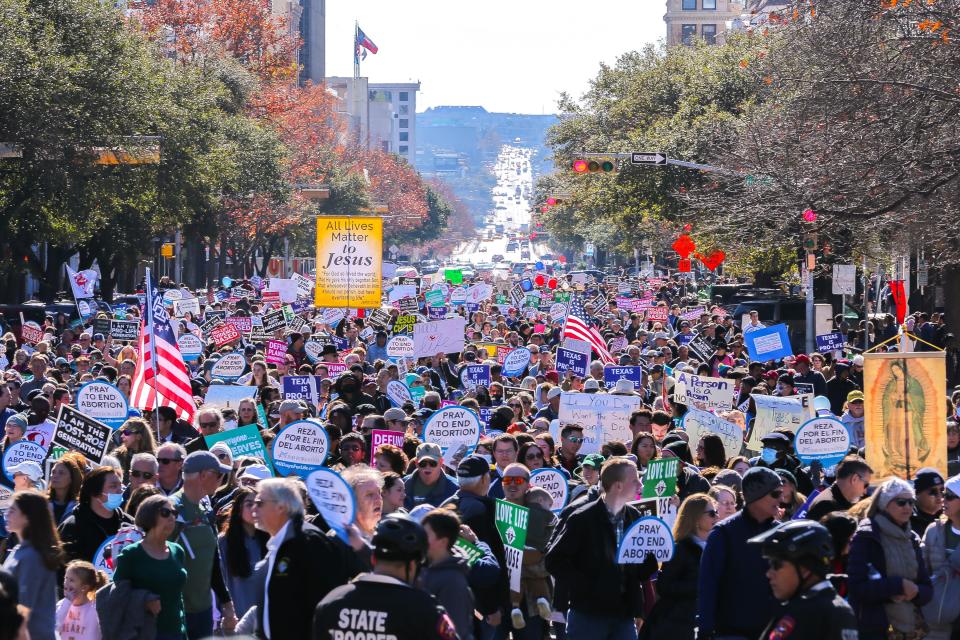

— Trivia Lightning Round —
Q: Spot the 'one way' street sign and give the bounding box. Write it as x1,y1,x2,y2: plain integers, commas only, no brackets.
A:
630,152,667,166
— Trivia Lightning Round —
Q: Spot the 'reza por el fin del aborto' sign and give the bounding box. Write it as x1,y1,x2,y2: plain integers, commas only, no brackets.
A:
314,216,383,308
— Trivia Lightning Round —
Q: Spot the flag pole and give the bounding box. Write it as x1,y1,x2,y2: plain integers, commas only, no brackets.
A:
144,268,163,442
354,21,360,79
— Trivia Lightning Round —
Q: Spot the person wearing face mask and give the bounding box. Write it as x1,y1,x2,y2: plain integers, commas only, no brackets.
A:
754,432,814,496
332,373,375,414
58,466,134,564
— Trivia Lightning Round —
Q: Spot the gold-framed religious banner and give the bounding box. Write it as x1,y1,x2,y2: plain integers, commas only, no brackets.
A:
863,351,947,480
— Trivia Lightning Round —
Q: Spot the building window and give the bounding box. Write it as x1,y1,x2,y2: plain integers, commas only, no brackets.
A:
399,119,409,129
681,24,696,45
702,23,717,43
399,91,409,101
399,105,409,115
399,132,409,142
702,0,716,9
681,0,696,10
399,145,409,154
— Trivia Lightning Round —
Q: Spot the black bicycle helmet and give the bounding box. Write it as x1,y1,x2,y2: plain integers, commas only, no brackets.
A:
371,514,428,563
748,520,834,576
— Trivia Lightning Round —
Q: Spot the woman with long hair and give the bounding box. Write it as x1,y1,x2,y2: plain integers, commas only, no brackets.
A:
643,493,718,640
246,360,275,389
381,473,407,516
116,374,132,400
533,432,558,467
112,418,158,481
518,441,547,472
236,398,259,428
47,458,83,526
847,478,933,640
631,433,658,473
58,466,134,563
2,491,65,640
217,488,268,619
694,434,727,469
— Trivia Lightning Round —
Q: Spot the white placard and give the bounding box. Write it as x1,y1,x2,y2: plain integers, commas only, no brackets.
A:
413,317,467,358
558,392,643,455
673,371,736,412
682,407,744,460
832,264,857,296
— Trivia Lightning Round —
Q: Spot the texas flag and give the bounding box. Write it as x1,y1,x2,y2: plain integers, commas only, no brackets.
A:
66,265,98,299
355,26,378,60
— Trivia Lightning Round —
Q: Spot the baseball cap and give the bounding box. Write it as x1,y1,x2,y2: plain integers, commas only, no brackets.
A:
183,450,232,475
457,455,490,479
383,408,409,422
239,464,273,482
278,400,304,414
794,354,811,365
416,442,442,462
847,390,864,403
580,453,605,470
8,461,43,483
547,387,562,400
583,378,600,392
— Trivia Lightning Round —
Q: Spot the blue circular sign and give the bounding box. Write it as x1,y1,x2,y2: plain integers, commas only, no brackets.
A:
271,420,329,477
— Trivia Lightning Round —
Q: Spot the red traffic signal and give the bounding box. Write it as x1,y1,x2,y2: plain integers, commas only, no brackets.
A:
571,158,616,173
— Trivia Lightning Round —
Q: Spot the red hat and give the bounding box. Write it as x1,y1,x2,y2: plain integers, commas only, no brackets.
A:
545,370,560,384
762,370,779,380
794,354,811,365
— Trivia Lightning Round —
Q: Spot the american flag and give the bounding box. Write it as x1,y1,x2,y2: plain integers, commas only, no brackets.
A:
131,270,196,421
563,296,616,364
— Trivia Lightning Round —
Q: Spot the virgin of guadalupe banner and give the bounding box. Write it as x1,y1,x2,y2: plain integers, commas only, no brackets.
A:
863,352,947,480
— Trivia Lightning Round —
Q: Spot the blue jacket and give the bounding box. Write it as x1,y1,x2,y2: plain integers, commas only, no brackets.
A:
847,515,933,635
402,469,458,511
696,509,779,638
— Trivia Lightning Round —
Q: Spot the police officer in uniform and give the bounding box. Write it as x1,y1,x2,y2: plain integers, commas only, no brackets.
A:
313,514,460,640
749,520,859,640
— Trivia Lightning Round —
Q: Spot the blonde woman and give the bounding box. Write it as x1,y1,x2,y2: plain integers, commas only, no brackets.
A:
644,493,719,640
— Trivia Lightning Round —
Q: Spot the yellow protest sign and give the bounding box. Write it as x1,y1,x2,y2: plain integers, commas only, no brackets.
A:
314,216,382,308
864,352,946,480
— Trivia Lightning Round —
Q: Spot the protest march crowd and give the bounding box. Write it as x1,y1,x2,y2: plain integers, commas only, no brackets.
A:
1,264,959,640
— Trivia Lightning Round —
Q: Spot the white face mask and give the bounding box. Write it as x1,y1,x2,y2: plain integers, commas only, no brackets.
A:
223,420,238,430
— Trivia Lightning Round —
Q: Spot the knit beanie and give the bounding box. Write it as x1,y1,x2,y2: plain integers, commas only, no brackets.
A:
876,477,915,511
742,466,783,504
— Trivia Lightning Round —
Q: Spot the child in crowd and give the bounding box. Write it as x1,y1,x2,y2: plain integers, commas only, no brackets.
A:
511,486,558,629
56,560,107,640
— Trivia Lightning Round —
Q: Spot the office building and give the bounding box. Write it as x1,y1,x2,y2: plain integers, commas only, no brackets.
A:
324,78,420,165
664,0,744,45
298,0,324,84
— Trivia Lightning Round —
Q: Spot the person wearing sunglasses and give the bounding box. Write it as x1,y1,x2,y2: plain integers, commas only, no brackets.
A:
697,466,783,640
644,493,719,639
847,477,933,640
113,417,159,482
920,474,960,640
747,520,857,640
910,467,945,538
112,495,189,640
127,452,160,494
156,442,186,496
402,443,458,511
557,424,585,474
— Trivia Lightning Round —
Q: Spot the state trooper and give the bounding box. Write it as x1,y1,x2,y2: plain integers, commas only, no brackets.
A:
749,520,859,640
313,514,460,640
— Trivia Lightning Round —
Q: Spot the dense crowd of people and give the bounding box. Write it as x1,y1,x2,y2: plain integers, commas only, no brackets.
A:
0,270,958,640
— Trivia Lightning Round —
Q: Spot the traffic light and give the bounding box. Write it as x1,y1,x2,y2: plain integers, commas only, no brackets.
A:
571,158,616,173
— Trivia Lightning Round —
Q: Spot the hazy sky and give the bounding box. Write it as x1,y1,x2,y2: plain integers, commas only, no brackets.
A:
326,1,665,115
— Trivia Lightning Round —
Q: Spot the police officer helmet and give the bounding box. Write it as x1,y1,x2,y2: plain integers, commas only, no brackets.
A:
372,514,428,563
748,520,834,576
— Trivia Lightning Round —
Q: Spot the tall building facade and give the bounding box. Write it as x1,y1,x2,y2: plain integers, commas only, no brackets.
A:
367,83,420,166
325,78,420,166
664,0,744,45
299,0,325,84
